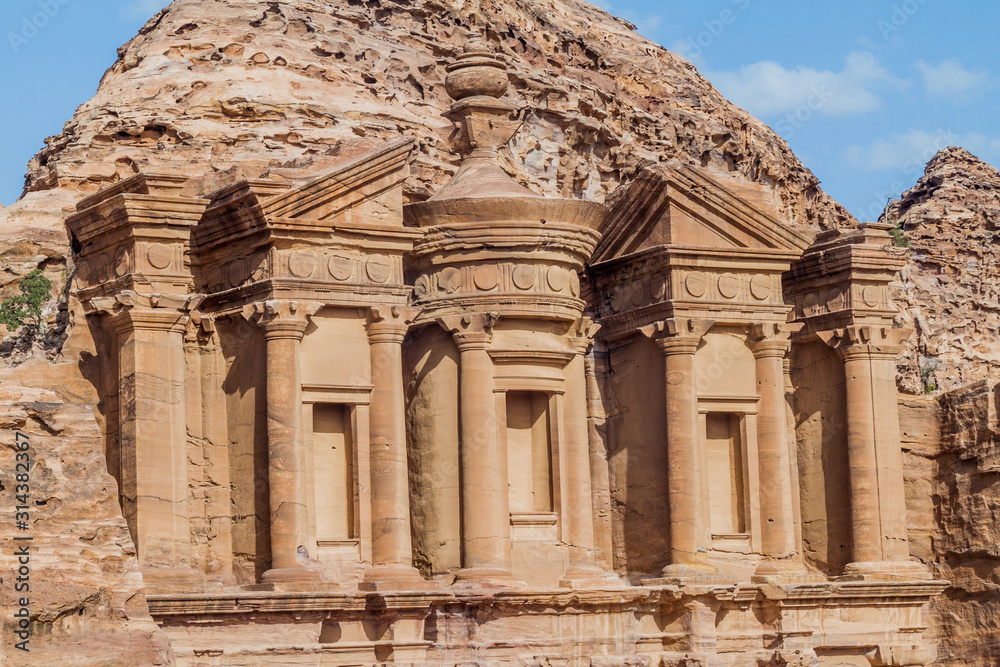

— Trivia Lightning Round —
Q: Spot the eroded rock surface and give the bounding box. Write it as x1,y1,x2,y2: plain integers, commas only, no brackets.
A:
0,370,173,667
883,147,1000,395
11,0,854,235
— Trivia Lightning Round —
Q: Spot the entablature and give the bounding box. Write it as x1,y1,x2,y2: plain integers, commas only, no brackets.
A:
784,223,908,338
67,172,209,299
589,245,796,341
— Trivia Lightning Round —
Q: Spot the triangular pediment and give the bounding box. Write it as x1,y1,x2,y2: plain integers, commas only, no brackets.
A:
591,163,811,264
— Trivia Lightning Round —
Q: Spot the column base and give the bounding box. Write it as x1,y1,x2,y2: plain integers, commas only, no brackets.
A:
642,562,735,587
140,566,205,594
359,565,441,592
752,558,827,584
840,560,935,581
255,566,329,591
451,567,525,591
204,572,239,592
559,562,626,590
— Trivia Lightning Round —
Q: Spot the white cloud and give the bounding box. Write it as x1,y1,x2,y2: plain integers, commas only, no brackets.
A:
706,51,908,117
843,128,1000,172
916,58,990,99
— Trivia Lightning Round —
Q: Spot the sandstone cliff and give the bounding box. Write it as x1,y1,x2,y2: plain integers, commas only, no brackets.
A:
0,367,173,666
883,147,1000,395
3,0,857,317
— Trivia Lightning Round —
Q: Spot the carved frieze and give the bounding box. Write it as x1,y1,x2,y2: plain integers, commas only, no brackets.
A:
67,173,209,298
413,262,582,304
593,261,786,320
789,282,892,321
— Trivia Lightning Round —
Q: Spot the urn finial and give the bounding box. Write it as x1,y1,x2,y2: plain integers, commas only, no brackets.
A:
445,32,510,102
442,33,521,160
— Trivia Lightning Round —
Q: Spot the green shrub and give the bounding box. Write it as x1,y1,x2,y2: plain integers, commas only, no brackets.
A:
889,222,910,248
0,270,53,334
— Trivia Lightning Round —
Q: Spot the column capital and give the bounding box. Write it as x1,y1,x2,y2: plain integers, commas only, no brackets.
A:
748,323,794,359
818,325,913,360
366,305,421,344
641,318,714,357
567,317,601,355
438,312,499,351
87,290,202,334
185,313,219,343
244,299,323,340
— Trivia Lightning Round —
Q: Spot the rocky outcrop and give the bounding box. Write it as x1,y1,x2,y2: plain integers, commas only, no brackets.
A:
883,147,1000,395
6,0,855,254
0,367,172,667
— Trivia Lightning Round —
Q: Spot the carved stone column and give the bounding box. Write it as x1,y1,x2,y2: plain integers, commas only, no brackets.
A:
439,312,515,584
820,326,928,578
361,306,436,590
559,318,615,587
749,324,802,575
97,293,201,590
644,319,719,580
251,300,324,584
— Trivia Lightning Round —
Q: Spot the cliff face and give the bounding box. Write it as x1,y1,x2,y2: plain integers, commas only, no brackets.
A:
931,381,1000,666
0,367,173,667
883,147,1000,396
8,0,854,233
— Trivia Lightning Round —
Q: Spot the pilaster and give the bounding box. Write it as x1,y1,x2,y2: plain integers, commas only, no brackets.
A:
245,299,326,585
748,323,806,579
560,318,620,588
819,325,930,580
89,291,203,591
641,318,726,583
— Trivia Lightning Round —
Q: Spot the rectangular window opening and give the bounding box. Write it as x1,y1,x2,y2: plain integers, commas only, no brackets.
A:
313,403,355,542
706,412,746,537
506,391,553,514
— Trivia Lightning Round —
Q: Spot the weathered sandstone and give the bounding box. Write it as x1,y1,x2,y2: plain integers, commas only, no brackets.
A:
0,369,172,666
884,147,1000,396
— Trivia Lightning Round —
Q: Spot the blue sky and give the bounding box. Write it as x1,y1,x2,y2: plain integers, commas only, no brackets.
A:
0,0,161,205
1,1,997,222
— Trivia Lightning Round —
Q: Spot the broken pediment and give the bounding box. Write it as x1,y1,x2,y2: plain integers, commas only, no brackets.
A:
591,164,811,264
194,137,416,250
